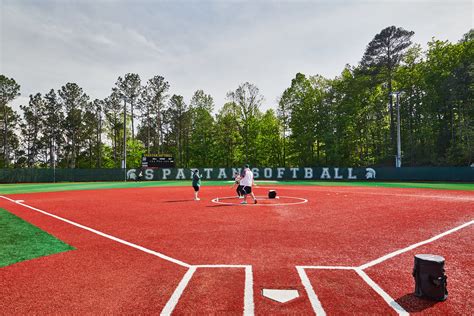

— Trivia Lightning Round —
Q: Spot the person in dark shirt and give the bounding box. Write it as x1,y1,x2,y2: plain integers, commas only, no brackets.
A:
192,169,201,200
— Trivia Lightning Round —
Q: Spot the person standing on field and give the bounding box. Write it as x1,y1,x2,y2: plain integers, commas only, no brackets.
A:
231,171,244,198
192,169,201,200
240,165,257,204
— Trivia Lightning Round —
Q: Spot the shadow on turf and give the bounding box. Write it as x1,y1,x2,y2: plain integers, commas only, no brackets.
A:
395,293,439,312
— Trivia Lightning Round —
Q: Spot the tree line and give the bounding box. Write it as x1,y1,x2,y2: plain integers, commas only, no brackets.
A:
1,26,472,169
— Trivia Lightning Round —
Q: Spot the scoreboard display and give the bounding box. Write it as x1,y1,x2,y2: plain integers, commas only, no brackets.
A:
141,154,175,168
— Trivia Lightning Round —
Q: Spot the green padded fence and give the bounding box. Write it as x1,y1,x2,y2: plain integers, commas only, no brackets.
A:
0,167,473,183
127,167,474,182
0,168,124,183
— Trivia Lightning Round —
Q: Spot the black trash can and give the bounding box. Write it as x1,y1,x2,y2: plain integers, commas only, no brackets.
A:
268,190,277,199
413,254,448,301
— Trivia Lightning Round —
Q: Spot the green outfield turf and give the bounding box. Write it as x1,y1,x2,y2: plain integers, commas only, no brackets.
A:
0,209,75,267
0,180,472,195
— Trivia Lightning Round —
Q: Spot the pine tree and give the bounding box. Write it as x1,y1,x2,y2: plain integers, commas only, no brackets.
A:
0,75,21,167
43,89,64,168
116,73,141,141
58,83,89,168
137,76,169,153
361,26,414,153
20,93,44,167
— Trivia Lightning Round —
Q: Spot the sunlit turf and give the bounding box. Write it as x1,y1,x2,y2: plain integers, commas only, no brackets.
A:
0,209,74,267
0,180,472,195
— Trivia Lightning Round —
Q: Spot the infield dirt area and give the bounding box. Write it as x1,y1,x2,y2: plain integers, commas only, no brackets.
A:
1,185,472,314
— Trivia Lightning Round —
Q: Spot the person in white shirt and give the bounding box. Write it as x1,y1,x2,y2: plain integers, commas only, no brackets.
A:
231,172,244,198
240,165,257,204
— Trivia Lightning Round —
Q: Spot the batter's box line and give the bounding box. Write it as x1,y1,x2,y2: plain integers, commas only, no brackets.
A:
296,219,474,316
161,265,254,316
296,266,407,316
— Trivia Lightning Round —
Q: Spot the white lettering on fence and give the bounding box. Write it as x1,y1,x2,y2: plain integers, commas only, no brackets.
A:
252,168,260,178
176,169,186,179
277,168,285,179
291,168,299,179
145,169,154,180
348,168,357,179
204,168,213,179
155,167,362,180
162,169,171,180
218,168,227,179
320,168,331,179
232,168,241,176
264,168,272,179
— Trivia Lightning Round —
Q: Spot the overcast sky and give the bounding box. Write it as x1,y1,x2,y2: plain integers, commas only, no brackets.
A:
1,0,472,113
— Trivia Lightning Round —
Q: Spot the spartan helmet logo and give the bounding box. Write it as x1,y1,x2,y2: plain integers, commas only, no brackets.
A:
127,169,137,180
365,168,376,179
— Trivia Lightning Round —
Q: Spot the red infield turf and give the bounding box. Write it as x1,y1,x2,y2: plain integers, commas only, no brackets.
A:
0,185,473,315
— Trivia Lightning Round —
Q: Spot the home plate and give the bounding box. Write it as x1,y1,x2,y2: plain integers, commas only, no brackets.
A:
262,289,299,303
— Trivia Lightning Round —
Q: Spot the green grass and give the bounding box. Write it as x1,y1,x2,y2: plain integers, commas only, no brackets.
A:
0,180,472,195
0,208,74,267
0,180,229,195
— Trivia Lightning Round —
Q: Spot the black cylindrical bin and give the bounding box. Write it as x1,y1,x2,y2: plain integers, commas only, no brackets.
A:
413,254,448,301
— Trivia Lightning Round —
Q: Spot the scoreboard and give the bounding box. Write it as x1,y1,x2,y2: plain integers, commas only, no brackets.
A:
141,154,175,168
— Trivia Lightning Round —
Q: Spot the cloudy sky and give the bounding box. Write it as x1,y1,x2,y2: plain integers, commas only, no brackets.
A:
1,0,472,113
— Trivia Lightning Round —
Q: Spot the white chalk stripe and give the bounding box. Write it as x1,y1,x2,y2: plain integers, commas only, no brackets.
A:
297,265,355,270
355,268,408,315
296,266,326,316
195,264,251,268
244,266,255,315
360,220,474,270
0,195,190,268
161,266,197,316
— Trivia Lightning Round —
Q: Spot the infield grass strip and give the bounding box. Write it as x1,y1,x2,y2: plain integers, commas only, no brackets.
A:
0,208,74,267
0,180,472,195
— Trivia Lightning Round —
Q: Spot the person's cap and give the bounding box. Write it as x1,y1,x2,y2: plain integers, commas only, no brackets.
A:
245,164,250,168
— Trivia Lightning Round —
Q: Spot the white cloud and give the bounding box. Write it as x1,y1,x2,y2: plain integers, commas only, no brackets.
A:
2,0,472,114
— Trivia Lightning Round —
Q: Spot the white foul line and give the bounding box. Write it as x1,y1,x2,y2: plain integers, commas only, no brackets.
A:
0,195,190,268
0,195,255,315
244,266,255,316
296,266,326,316
161,266,197,316
359,220,474,270
355,268,408,315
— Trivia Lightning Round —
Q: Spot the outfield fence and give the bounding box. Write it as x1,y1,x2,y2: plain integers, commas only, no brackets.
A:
1,167,473,183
